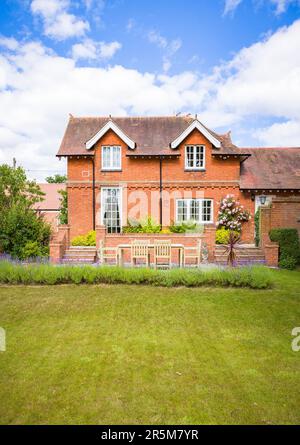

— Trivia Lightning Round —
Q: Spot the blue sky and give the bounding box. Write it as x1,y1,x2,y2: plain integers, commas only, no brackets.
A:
0,0,300,179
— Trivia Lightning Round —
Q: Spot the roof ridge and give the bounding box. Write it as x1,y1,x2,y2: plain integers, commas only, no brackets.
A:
69,115,194,120
240,146,300,150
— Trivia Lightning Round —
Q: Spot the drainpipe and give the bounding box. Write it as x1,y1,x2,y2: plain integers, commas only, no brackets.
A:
91,156,96,230
159,156,163,228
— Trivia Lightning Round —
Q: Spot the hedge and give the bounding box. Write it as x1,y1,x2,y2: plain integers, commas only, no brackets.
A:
0,261,273,289
269,228,300,270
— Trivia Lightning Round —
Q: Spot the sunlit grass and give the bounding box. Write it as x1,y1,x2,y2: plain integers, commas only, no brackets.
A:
0,268,299,424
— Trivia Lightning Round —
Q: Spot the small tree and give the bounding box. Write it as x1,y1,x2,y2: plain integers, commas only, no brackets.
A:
224,231,241,267
217,194,251,232
0,164,51,258
45,174,67,183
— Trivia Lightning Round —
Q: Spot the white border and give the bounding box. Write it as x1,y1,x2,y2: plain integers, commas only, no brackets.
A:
171,120,221,149
184,145,206,170
175,198,214,224
101,146,122,171
101,186,123,231
86,120,135,150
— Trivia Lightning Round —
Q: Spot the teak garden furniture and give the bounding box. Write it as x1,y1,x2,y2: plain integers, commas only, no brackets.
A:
183,239,202,267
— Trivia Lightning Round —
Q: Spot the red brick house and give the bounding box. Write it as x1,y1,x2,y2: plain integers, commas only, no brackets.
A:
52,115,300,263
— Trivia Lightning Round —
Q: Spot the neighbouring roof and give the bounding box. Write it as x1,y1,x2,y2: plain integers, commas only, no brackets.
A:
33,183,66,210
57,115,243,157
240,148,300,190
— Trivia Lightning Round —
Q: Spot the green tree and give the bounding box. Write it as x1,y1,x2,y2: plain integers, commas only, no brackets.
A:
0,164,51,258
45,174,67,183
58,189,68,224
0,164,44,210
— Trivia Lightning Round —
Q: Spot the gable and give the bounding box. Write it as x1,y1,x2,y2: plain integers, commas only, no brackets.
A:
170,120,221,149
85,120,136,150
56,115,243,157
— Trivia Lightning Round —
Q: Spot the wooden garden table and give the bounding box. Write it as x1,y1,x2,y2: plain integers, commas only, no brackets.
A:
117,243,184,268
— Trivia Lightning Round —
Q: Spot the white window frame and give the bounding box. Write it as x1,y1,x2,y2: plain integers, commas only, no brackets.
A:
175,199,213,224
185,145,205,170
101,146,121,171
101,187,122,233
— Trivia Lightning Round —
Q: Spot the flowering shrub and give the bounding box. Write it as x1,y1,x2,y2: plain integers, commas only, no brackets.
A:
217,195,251,232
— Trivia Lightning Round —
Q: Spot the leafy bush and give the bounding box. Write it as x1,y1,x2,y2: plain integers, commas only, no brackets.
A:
169,222,186,233
0,261,274,289
255,210,260,247
123,217,161,233
58,189,68,225
216,227,240,244
1,205,51,259
0,164,51,259
269,228,300,270
20,241,49,260
279,256,297,270
71,230,96,246
169,220,202,233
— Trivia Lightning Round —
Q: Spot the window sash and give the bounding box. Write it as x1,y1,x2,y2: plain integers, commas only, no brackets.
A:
176,199,213,223
185,145,205,170
101,187,122,233
102,146,121,170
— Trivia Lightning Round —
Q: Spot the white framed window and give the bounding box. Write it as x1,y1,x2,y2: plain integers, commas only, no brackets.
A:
102,146,121,170
101,187,122,233
176,199,213,223
185,145,205,170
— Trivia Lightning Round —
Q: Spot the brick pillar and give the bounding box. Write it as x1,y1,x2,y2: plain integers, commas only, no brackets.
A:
265,242,279,267
204,226,216,261
49,242,63,264
96,225,106,249
49,224,70,263
260,207,272,248
58,225,70,246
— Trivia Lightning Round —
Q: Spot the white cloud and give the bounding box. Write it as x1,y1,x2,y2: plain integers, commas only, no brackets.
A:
72,39,121,61
126,18,136,32
255,120,300,145
209,20,300,120
0,19,300,179
147,31,182,72
223,0,242,15
224,0,300,16
31,0,89,40
0,36,19,51
148,30,168,49
270,0,300,14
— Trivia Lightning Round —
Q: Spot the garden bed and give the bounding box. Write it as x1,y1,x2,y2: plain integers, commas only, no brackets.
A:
0,261,273,288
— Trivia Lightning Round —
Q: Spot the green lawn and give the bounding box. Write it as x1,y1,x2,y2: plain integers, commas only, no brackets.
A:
0,269,299,425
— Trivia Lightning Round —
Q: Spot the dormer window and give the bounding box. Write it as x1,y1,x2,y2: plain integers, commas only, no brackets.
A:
102,146,121,171
185,145,205,170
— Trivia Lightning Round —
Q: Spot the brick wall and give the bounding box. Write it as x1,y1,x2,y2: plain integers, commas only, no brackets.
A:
67,128,255,242
268,197,300,236
260,196,300,246
259,196,300,267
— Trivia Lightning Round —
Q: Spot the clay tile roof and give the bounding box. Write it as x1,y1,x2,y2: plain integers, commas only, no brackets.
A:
57,115,242,157
33,183,66,210
240,147,300,190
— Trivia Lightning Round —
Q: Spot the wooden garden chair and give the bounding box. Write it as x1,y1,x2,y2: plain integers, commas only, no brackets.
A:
153,240,172,269
131,240,150,267
183,239,202,267
98,240,119,265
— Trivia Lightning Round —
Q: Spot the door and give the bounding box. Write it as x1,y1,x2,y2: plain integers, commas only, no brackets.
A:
101,187,122,233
